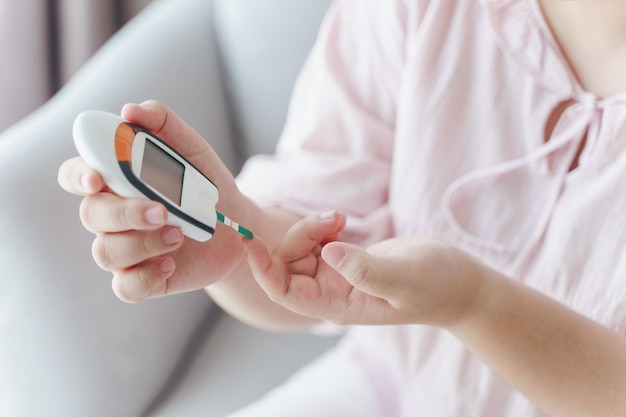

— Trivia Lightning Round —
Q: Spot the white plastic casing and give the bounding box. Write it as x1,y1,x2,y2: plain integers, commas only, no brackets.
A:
73,110,218,242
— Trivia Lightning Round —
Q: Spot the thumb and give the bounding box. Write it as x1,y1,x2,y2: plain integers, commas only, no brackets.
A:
321,243,386,296
120,100,233,189
121,100,212,160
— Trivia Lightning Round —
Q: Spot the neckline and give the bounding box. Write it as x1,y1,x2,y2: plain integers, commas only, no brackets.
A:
482,0,626,106
528,0,626,105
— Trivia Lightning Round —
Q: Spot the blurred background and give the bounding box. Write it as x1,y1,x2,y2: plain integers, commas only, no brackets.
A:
0,0,152,133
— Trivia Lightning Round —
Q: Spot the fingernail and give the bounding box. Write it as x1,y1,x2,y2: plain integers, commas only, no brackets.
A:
162,228,182,246
323,245,346,268
319,211,336,221
144,207,165,225
80,174,90,190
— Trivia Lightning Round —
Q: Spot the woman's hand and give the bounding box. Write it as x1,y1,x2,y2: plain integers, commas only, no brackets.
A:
58,100,250,302
244,221,484,327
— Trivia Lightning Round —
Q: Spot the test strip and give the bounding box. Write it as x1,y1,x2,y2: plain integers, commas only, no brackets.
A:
216,211,254,239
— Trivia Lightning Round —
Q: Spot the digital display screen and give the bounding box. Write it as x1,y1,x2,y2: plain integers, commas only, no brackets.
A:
140,140,185,205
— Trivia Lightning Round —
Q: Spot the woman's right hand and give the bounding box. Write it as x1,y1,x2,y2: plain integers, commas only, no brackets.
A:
58,101,251,302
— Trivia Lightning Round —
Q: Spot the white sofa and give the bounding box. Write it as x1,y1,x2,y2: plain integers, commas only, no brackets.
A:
0,0,337,415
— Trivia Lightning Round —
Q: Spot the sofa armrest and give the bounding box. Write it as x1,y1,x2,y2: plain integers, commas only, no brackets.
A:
0,0,236,415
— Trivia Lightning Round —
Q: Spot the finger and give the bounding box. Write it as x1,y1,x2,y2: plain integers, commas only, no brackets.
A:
284,253,318,277
245,236,337,319
92,227,183,271
80,193,167,233
321,242,390,297
243,236,291,302
120,100,242,212
58,157,106,196
245,236,330,323
274,211,346,263
244,232,317,284
111,256,175,303
121,101,212,160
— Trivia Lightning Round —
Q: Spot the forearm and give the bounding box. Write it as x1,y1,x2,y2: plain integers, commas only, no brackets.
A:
206,203,322,332
449,266,626,417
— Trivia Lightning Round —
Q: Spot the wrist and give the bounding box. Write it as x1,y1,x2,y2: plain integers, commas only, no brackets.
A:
443,250,493,331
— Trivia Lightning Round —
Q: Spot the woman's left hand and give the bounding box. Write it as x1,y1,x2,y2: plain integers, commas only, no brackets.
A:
243,212,485,327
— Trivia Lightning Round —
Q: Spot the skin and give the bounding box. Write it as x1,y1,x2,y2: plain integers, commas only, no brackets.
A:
58,2,626,416
539,0,626,98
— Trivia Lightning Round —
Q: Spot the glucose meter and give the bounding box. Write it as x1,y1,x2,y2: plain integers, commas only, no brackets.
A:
73,110,252,242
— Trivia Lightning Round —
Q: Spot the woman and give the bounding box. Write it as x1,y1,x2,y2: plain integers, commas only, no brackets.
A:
59,0,626,415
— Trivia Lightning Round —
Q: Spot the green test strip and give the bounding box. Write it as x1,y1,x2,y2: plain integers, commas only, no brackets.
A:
216,211,254,239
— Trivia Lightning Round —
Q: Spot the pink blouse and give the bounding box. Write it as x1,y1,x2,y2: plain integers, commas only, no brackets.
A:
237,0,626,414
